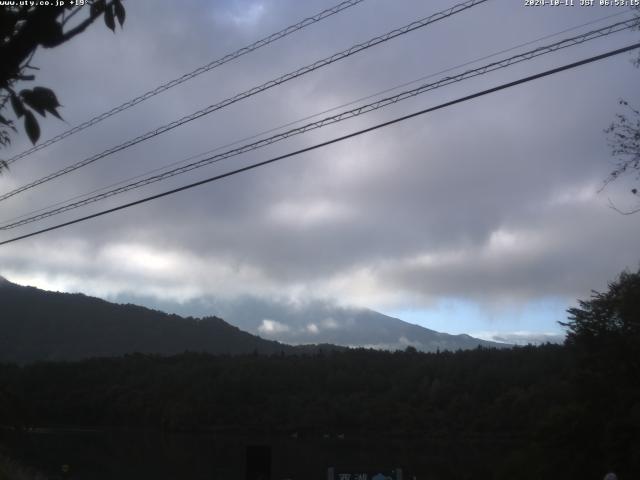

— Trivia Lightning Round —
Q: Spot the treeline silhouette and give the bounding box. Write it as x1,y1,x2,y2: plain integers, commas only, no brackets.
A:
0,344,638,478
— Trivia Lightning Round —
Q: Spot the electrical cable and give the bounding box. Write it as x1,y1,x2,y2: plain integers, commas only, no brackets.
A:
0,0,488,203
1,41,638,247
4,0,368,165
2,17,637,231
2,8,630,228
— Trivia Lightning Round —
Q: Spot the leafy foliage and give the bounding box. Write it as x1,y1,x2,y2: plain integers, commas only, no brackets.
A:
0,345,638,478
19,87,62,119
602,6,640,212
561,268,640,385
0,0,125,163
0,272,639,477
604,101,640,213
563,269,640,342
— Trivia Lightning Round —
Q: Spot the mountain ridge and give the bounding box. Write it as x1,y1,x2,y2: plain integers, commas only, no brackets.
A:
0,278,506,364
248,300,508,351
0,278,308,363
116,292,509,352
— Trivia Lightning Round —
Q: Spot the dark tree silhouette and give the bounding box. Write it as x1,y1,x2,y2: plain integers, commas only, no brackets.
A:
0,0,125,167
562,269,640,342
2,270,640,477
561,268,640,385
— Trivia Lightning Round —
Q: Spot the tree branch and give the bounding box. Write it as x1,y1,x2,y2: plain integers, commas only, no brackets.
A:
61,5,84,27
52,5,108,47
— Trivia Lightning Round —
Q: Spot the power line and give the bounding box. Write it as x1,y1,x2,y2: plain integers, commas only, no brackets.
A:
4,0,367,166
3,9,630,229
2,17,637,231
1,42,638,247
3,17,636,229
0,0,488,203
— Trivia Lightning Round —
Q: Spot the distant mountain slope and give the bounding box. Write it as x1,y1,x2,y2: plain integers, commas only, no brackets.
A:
0,277,300,363
143,295,508,352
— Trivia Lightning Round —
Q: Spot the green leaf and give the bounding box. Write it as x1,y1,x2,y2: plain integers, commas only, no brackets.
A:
33,87,63,119
20,89,45,116
104,3,115,31
33,87,60,107
10,94,24,118
20,87,63,120
48,107,62,120
114,0,125,27
24,110,40,145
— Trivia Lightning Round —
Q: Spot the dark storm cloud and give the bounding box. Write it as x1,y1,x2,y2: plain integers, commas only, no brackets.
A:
0,0,639,320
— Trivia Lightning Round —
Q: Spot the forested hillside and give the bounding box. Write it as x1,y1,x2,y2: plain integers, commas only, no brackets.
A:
0,344,638,478
0,277,299,362
1,271,638,478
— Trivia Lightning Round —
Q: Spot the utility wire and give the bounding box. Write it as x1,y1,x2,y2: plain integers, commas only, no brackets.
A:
2,9,630,228
0,0,488,203
1,42,638,247
4,0,367,166
2,17,637,231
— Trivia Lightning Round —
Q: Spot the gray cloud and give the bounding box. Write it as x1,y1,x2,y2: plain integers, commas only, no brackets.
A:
473,331,565,346
1,0,639,330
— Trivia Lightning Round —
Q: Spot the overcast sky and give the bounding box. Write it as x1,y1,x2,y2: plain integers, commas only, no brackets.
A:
1,0,639,341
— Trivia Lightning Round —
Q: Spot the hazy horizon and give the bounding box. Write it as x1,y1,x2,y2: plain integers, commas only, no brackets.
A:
1,0,639,343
